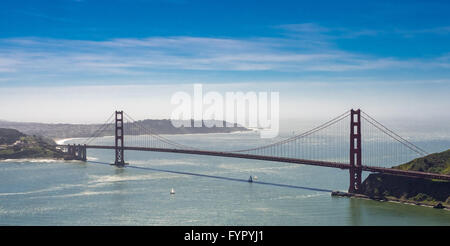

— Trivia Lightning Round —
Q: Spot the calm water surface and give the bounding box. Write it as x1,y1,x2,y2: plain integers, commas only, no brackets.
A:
0,132,449,225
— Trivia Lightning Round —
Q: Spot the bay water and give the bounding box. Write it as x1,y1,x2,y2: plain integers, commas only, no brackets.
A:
0,132,449,225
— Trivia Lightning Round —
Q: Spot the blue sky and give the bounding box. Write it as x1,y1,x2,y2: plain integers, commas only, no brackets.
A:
0,0,449,127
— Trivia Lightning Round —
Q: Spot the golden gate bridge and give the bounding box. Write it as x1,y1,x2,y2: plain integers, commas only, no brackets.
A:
58,109,450,193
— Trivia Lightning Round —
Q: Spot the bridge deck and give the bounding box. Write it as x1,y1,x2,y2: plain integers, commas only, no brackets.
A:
58,145,450,181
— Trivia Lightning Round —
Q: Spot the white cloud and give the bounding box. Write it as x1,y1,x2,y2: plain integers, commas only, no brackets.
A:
1,35,446,81
276,23,381,40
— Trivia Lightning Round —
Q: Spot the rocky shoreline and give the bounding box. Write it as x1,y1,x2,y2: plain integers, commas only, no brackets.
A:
331,191,449,210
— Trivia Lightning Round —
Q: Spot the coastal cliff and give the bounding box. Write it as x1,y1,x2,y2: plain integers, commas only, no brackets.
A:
360,149,450,207
360,173,450,206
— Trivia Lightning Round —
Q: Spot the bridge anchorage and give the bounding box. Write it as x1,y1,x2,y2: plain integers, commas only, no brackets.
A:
65,144,87,161
58,108,450,194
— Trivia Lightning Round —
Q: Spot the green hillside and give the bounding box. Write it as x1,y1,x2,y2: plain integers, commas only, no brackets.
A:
0,128,64,159
394,149,450,175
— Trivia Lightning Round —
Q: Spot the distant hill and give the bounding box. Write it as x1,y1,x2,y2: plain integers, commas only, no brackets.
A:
0,119,249,139
360,149,450,207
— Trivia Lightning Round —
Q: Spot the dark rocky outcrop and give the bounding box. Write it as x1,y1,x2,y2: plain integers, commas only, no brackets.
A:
359,149,450,207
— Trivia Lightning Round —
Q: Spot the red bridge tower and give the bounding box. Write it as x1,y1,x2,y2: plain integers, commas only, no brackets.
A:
114,110,126,167
349,109,362,193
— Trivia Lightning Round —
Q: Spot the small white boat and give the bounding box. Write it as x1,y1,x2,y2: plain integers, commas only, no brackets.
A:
253,176,258,180
170,188,175,194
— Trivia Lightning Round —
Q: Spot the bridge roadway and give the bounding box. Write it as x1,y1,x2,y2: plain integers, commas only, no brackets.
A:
59,145,450,181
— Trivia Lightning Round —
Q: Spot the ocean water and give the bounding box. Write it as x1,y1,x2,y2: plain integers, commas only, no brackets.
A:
0,132,449,225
